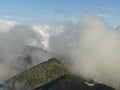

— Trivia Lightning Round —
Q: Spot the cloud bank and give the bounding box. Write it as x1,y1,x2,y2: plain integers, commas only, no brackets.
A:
49,14,120,89
0,14,120,89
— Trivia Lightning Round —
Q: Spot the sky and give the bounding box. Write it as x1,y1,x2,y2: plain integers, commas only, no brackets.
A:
0,0,120,26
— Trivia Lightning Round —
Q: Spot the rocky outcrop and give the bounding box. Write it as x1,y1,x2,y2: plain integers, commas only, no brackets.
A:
35,74,115,90
5,58,69,90
4,58,116,90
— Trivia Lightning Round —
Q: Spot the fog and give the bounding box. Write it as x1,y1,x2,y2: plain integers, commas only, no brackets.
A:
50,14,120,88
0,14,120,89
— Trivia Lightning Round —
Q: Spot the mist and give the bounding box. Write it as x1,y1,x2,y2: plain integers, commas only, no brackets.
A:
49,14,120,88
0,14,120,89
0,23,52,84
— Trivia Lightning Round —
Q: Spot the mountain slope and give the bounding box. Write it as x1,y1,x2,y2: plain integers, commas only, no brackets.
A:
4,58,116,90
35,74,115,90
5,58,69,90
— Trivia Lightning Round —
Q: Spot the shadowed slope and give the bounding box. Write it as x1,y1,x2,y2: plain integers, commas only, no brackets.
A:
35,74,115,90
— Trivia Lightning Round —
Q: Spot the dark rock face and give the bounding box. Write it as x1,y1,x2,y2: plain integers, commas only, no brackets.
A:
0,84,7,90
92,84,115,90
24,55,32,65
35,75,115,90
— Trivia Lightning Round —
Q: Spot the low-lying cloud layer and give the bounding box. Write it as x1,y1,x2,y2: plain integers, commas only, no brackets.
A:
0,14,120,89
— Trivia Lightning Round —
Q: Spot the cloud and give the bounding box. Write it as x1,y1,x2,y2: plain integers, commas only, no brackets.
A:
95,7,120,12
0,9,78,25
49,14,120,89
97,14,112,18
85,6,120,13
1,14,120,90
0,22,54,84
0,20,17,32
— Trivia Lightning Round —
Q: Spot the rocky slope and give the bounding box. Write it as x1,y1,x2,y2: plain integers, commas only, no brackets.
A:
5,58,69,90
4,58,115,90
36,74,115,90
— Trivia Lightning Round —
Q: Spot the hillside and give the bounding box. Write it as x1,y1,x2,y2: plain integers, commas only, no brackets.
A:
4,58,115,90
5,58,69,90
37,74,115,90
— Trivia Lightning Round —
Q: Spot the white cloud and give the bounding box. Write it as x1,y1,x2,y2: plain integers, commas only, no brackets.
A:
49,14,120,89
1,14,120,89
95,7,120,12
97,14,112,18
0,20,17,33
